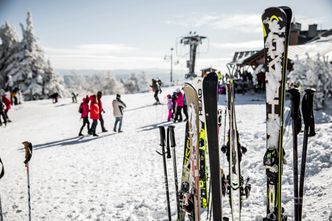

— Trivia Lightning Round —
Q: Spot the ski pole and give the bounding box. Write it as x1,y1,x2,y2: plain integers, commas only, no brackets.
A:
299,89,315,221
288,88,302,221
22,141,33,221
168,125,180,221
157,126,172,221
0,157,4,221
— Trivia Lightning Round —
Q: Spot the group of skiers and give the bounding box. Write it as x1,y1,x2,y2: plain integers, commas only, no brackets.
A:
167,88,188,123
0,89,12,126
78,91,126,136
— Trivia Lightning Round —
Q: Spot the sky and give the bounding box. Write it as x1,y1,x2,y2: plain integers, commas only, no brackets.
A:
0,0,332,74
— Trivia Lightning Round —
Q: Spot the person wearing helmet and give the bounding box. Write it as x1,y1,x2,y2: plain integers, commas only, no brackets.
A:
112,94,127,133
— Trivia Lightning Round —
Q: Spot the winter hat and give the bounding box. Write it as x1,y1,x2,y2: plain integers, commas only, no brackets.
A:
167,94,171,99
116,94,121,99
97,91,102,97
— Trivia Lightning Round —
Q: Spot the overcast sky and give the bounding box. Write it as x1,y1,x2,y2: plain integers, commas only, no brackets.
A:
1,0,332,73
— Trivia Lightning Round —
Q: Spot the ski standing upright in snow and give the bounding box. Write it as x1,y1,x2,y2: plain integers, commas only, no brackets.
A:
221,77,250,221
168,125,181,221
179,121,192,221
192,77,209,210
183,82,201,221
261,6,292,221
202,72,223,221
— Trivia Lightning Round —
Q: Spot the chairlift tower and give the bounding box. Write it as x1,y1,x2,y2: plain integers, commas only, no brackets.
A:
180,32,206,79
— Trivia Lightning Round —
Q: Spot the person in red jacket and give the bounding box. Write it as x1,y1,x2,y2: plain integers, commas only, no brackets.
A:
97,91,107,132
1,91,12,122
78,96,90,136
89,95,100,136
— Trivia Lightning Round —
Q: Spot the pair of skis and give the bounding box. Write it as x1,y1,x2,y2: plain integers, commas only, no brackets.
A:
289,88,315,221
261,6,292,221
261,5,317,221
180,72,221,221
221,78,250,221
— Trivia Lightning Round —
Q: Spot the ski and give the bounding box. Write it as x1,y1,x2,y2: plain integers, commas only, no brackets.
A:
221,79,250,221
261,6,292,221
202,72,223,221
179,121,192,221
193,77,209,209
298,88,315,221
183,82,201,221
168,125,181,221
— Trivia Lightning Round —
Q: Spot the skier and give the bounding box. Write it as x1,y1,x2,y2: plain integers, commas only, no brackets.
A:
173,88,184,123
112,94,127,133
97,91,108,132
150,79,161,105
171,91,177,119
10,87,20,105
167,94,173,122
78,96,90,136
49,92,59,103
89,95,100,136
1,90,12,122
0,95,7,126
72,92,78,103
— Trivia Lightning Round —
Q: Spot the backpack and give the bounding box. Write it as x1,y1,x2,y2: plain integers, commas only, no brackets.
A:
78,102,83,114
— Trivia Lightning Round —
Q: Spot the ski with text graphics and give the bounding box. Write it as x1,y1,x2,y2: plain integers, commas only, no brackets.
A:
261,6,292,221
183,82,201,221
192,77,209,210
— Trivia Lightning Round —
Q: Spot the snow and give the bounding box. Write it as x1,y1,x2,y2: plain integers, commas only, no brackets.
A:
0,87,331,220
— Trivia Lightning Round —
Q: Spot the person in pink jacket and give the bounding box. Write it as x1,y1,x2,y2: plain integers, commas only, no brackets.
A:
173,88,184,122
78,96,90,136
89,95,100,136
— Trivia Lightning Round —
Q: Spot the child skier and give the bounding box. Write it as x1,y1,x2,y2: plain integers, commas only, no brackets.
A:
167,94,173,122
78,96,90,136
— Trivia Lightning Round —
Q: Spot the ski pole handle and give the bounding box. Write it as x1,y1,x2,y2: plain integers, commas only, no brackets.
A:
168,125,176,147
288,87,302,135
302,88,316,137
22,141,33,165
159,126,166,147
166,127,171,159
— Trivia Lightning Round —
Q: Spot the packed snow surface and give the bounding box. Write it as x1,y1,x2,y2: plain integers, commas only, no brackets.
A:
0,88,331,221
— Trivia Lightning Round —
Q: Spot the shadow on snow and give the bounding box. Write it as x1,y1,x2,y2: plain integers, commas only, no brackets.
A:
21,133,117,151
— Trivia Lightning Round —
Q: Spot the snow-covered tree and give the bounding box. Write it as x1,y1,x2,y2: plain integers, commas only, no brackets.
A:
288,54,332,109
0,12,68,101
121,73,149,94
